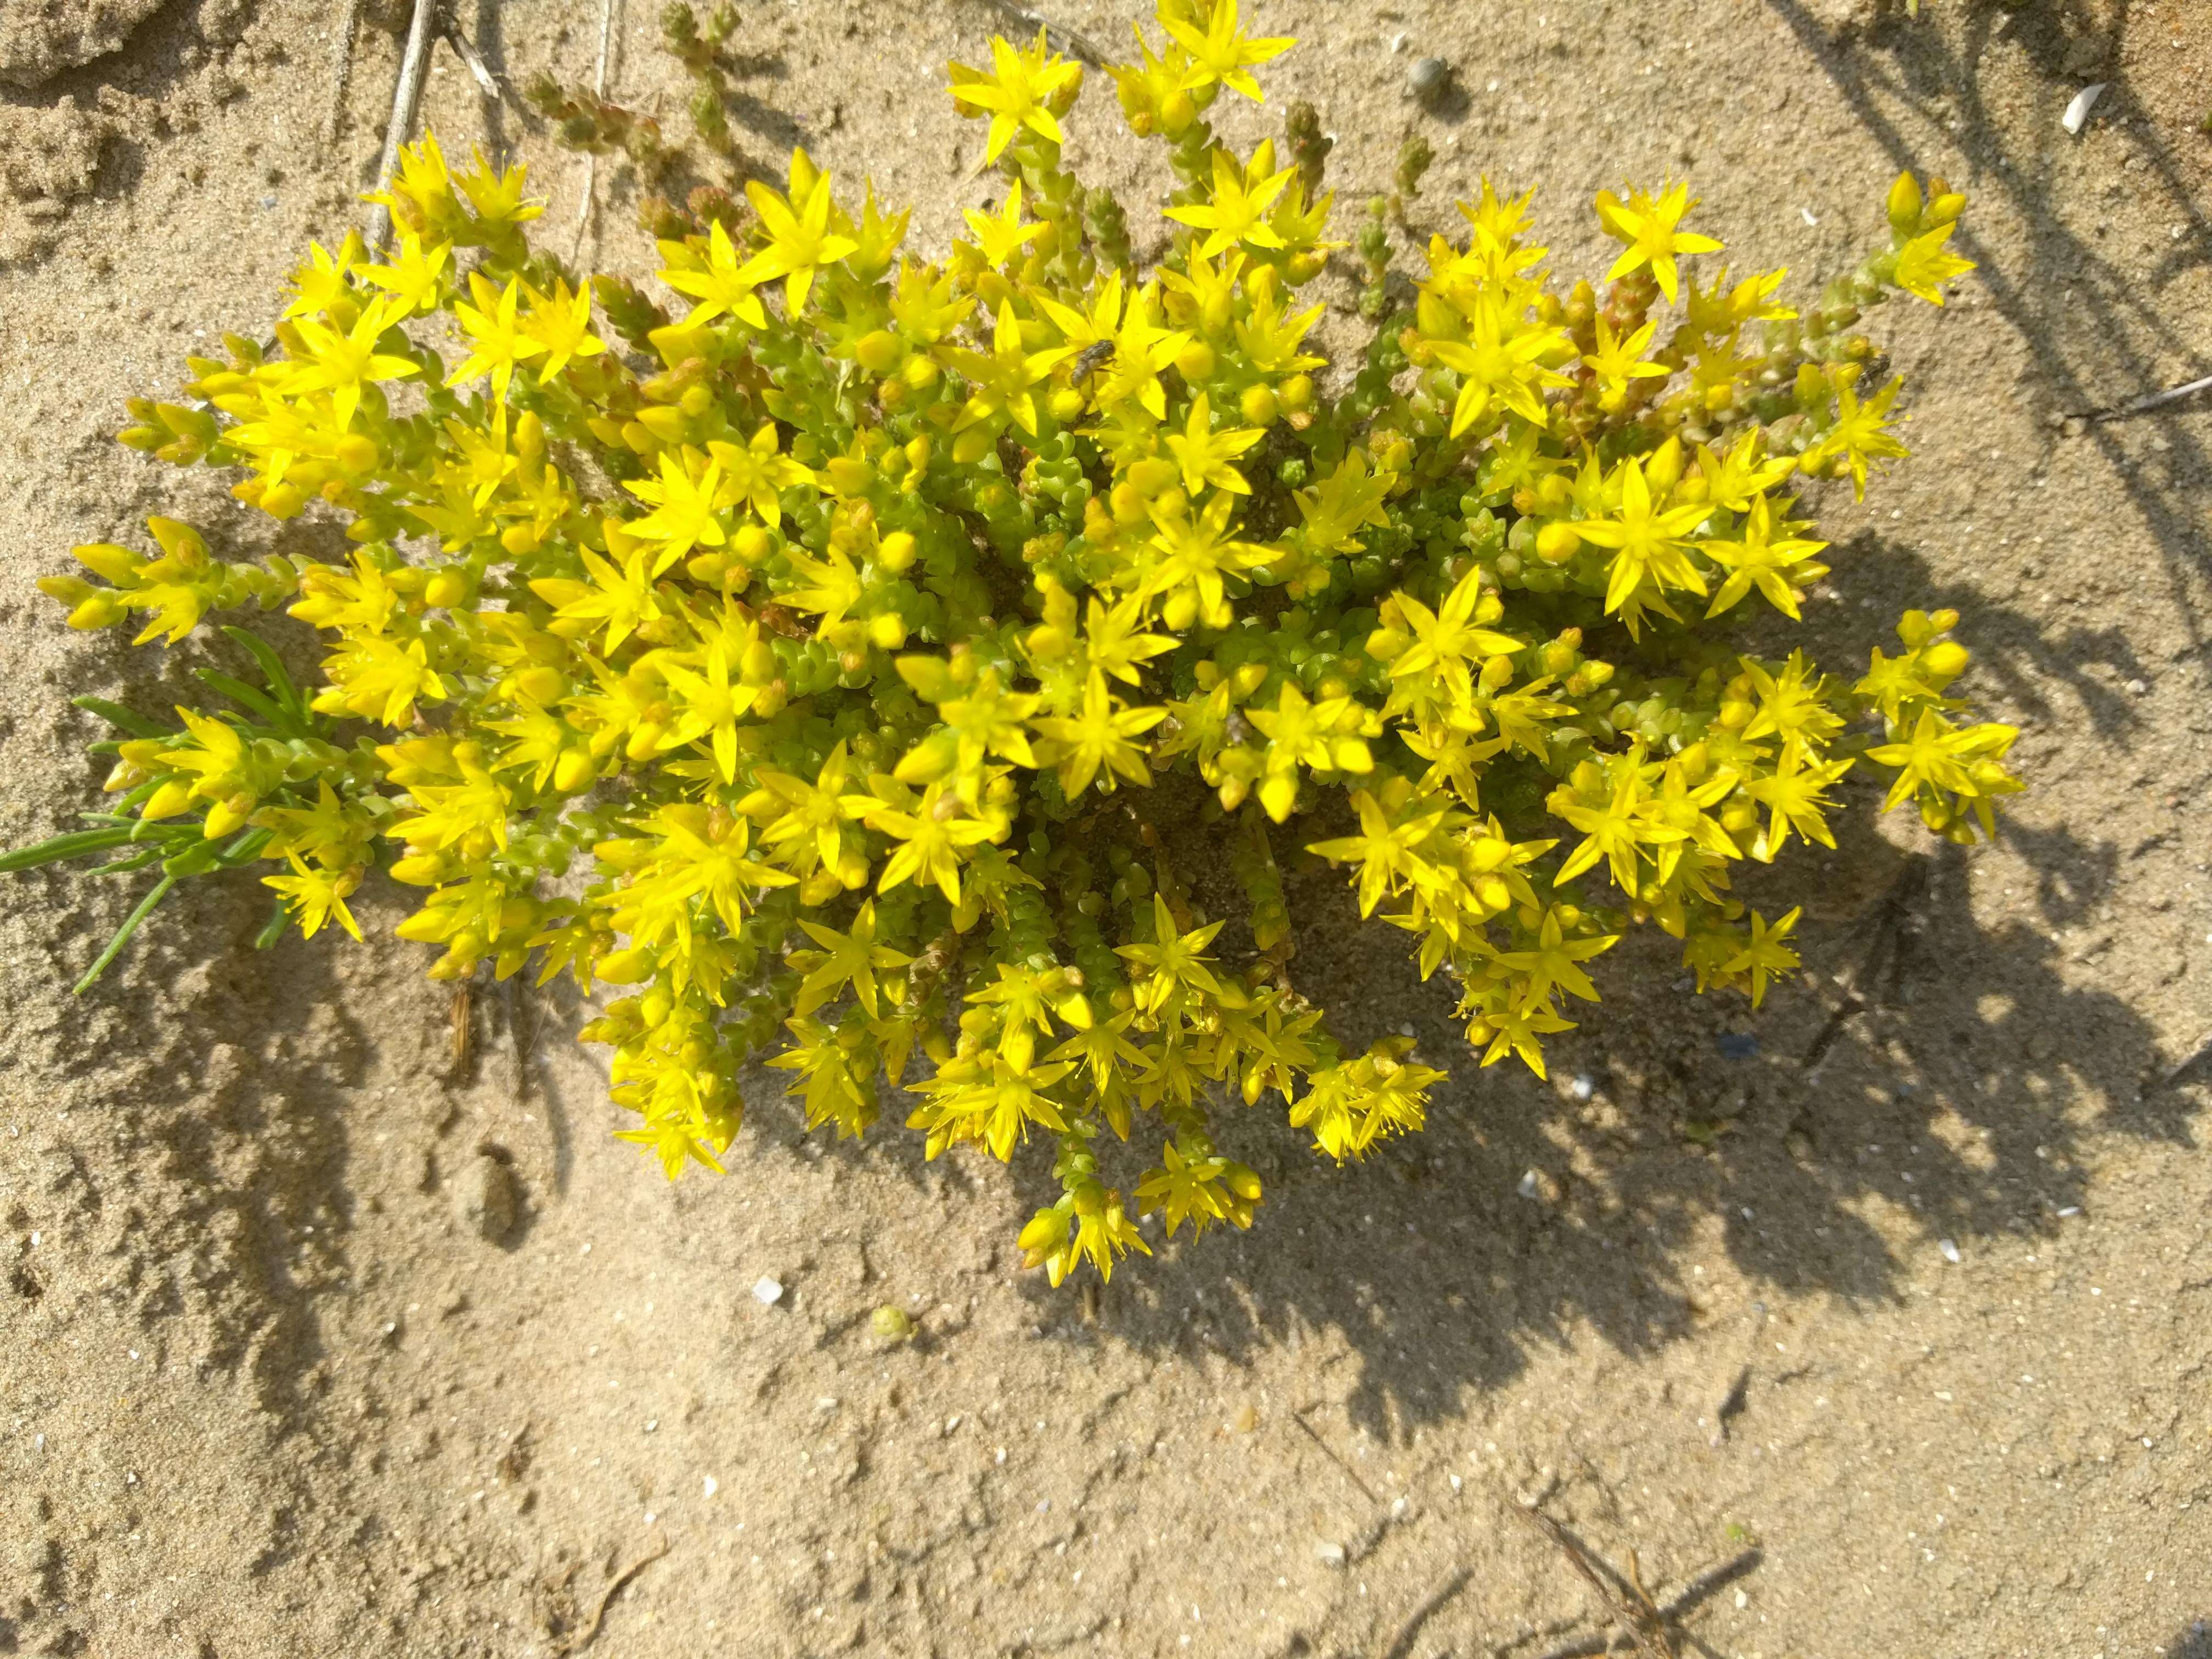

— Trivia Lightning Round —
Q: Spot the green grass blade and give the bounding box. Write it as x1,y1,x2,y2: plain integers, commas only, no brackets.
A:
72,873,177,995
253,898,291,950
213,826,273,867
194,669,291,732
0,825,144,873
88,847,170,876
221,627,308,723
71,696,171,740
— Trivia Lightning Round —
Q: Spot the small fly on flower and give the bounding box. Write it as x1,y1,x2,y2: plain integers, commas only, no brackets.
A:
1070,339,1115,386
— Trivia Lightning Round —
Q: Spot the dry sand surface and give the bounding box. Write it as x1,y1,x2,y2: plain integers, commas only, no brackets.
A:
2,0,2210,1654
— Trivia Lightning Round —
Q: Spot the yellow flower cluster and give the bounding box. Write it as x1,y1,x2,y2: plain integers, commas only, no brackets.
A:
21,0,2019,1284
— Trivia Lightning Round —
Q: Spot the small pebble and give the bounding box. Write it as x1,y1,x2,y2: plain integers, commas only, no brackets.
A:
1408,56,1450,104
1517,1169,1542,1200
1314,1541,1347,1568
1938,1238,1961,1263
1231,1402,1259,1434
702,1475,718,1498
1716,1032,1762,1060
2125,678,2148,696
1387,30,1407,53
1567,1074,1594,1102
752,1276,785,1306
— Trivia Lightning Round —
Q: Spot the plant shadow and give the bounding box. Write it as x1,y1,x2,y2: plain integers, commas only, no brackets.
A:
0,826,377,1432
736,760,2178,1448
723,507,2189,1441
1763,0,2212,641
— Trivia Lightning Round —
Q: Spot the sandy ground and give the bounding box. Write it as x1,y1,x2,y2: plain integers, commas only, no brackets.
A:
2,0,2210,1654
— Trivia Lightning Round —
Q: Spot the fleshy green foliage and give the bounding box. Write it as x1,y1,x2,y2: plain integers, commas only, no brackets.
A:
15,0,2018,1285
524,2,752,190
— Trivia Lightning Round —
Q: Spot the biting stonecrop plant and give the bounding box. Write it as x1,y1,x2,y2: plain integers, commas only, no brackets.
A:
12,0,2016,1284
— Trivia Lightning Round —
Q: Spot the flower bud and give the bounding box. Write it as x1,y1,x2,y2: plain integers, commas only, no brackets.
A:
142,779,195,820
1886,170,1924,237
424,567,473,608
1534,522,1582,565
732,523,773,565
1922,640,1969,680
598,946,654,984
1175,340,1216,381
554,748,597,793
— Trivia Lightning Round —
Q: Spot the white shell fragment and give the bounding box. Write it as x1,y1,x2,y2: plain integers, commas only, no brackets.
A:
752,1275,785,1305
2062,83,2105,136
1938,1238,1962,1264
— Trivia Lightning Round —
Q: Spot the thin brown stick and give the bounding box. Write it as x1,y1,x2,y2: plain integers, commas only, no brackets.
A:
2159,1028,2212,1089
1531,1547,1762,1659
442,14,505,105
2106,371,2212,420
366,0,440,247
1381,1566,1472,1659
557,1532,670,1655
450,981,475,1068
1517,1508,1675,1659
977,0,1107,65
1289,1406,1380,1505
571,0,622,264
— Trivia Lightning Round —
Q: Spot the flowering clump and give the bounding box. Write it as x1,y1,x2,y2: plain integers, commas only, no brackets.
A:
11,1,2018,1284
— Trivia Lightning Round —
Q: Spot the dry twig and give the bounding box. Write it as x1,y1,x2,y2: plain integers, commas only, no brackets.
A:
572,0,623,264
1289,1406,1380,1505
366,0,440,248
450,979,475,1069
2159,1028,2212,1090
977,0,1108,64
1381,1566,1472,1659
2102,371,2212,421
556,1531,671,1655
1517,1506,1676,1659
442,12,505,104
